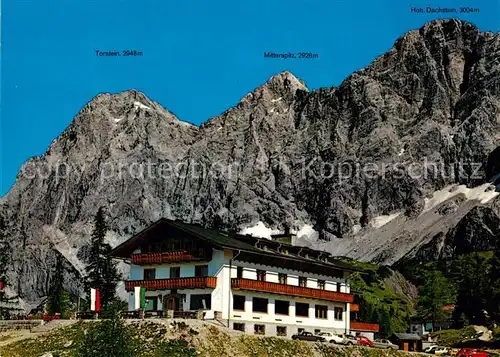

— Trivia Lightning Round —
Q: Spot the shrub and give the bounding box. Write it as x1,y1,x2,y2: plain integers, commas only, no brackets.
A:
75,310,137,357
154,339,196,356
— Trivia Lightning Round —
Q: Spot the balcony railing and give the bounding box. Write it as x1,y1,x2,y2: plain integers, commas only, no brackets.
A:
231,278,354,303
125,277,217,291
131,250,209,264
350,321,380,332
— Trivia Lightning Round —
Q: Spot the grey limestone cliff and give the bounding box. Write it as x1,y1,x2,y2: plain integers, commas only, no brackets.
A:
1,19,500,307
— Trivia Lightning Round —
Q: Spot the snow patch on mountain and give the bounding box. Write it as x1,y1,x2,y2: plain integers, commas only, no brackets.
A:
295,224,318,240
370,212,401,228
239,222,319,241
178,120,197,128
423,183,499,213
239,221,280,238
134,101,151,110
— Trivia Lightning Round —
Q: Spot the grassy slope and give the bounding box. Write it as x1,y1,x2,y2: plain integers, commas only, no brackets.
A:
0,320,427,357
338,258,416,336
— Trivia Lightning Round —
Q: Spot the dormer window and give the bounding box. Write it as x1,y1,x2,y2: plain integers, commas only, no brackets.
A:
257,270,266,281
317,280,325,290
278,273,287,284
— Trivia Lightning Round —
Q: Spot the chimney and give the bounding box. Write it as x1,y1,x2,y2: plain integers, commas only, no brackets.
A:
271,224,296,245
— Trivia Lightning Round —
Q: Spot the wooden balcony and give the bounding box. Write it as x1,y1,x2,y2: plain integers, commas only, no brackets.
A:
125,277,217,291
350,303,360,312
231,278,354,303
350,321,380,332
130,250,210,264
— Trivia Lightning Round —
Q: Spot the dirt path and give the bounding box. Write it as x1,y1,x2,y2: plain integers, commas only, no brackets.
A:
0,330,42,348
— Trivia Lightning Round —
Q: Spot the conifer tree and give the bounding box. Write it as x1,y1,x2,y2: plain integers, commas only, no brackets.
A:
0,215,21,319
417,270,454,329
47,253,69,316
453,253,489,326
488,238,500,322
85,207,119,310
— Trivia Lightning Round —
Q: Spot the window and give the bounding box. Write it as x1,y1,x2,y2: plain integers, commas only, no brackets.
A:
233,323,245,332
233,295,245,311
144,268,156,280
298,277,307,287
296,302,309,317
254,324,265,335
317,280,325,290
256,270,266,281
334,307,344,320
190,294,212,310
252,297,268,313
275,300,289,315
277,326,287,336
336,282,341,292
298,328,305,334
237,266,243,279
278,273,287,284
195,265,208,277
314,329,321,335
170,267,180,278
315,305,328,319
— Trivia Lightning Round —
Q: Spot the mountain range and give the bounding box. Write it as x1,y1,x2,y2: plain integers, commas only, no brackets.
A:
1,18,499,308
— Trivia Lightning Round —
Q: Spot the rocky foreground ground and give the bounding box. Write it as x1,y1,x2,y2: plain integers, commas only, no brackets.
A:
0,319,426,357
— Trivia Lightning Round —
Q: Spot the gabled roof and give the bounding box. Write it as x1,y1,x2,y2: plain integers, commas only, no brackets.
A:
109,218,358,272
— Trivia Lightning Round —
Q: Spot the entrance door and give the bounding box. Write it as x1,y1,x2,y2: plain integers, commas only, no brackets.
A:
164,296,180,311
403,342,409,351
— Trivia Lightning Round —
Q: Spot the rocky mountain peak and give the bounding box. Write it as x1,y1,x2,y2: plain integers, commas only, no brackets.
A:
1,19,499,308
239,70,307,105
266,70,307,92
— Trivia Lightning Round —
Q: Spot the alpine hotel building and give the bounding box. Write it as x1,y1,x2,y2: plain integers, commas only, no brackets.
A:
110,218,379,338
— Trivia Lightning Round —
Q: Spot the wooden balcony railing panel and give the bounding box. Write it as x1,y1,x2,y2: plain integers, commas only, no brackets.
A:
173,311,197,319
350,303,360,312
231,278,354,303
125,277,217,291
350,321,380,332
131,250,210,264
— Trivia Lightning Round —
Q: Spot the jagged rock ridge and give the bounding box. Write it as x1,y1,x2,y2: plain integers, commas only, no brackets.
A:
1,19,499,307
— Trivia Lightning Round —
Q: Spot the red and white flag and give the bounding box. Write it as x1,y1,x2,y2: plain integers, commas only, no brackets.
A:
90,288,101,312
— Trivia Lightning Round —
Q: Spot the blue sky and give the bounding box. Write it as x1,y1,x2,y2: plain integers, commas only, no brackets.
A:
1,0,499,195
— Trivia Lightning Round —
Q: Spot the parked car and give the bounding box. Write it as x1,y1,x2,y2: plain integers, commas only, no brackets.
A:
343,335,359,346
315,332,345,344
425,346,440,354
291,331,326,342
356,335,374,347
434,346,450,355
456,348,489,357
373,338,399,350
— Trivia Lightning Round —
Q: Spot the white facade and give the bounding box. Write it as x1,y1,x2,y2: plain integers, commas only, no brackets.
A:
127,248,352,337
